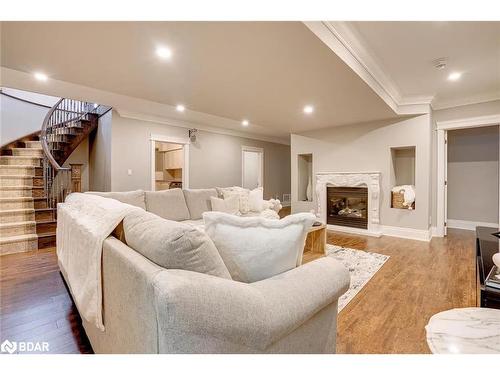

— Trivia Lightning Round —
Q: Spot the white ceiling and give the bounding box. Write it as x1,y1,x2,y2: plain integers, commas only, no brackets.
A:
348,21,500,109
0,21,398,139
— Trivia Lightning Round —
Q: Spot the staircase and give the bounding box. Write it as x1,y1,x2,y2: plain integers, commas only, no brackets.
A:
0,94,110,255
0,135,55,255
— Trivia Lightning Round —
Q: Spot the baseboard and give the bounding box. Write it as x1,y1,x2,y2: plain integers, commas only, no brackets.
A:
380,225,431,242
326,224,382,238
447,219,499,231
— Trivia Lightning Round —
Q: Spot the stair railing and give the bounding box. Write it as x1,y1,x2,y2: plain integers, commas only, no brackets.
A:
41,98,106,211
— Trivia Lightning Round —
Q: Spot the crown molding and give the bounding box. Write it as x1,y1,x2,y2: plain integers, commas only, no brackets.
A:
435,114,500,131
304,21,433,115
431,91,500,110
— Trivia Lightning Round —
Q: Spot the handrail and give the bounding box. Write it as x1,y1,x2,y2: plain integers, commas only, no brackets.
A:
41,98,69,171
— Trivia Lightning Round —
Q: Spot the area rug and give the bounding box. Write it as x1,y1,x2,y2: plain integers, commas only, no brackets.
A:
326,244,389,312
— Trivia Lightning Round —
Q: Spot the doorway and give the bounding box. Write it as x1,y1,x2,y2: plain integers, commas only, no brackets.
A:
150,135,189,191
436,115,500,236
242,146,264,190
446,126,499,231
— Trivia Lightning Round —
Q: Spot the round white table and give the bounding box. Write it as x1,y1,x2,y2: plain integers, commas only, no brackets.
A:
425,307,500,354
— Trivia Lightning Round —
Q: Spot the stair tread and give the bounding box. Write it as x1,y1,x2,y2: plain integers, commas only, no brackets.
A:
37,232,56,238
0,197,34,201
0,185,42,189
35,208,55,212
0,233,38,244
0,220,37,228
0,174,33,178
0,165,35,169
0,155,42,159
0,208,35,214
36,219,57,224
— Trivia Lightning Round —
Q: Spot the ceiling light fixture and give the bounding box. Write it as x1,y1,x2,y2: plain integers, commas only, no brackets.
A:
34,72,48,81
156,46,172,60
241,119,249,127
176,104,185,112
448,72,462,81
303,105,314,114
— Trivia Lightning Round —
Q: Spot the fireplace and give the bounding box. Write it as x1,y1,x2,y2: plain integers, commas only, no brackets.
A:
327,187,368,229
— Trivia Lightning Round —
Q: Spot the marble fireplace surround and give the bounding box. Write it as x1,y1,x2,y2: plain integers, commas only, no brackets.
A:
316,172,382,237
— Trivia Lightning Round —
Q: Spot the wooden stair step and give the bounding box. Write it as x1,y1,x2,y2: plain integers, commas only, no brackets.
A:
0,156,41,166
0,208,35,223
37,231,56,249
23,141,42,149
0,220,36,237
0,165,35,176
0,233,38,256
0,197,34,210
36,219,57,234
11,148,44,157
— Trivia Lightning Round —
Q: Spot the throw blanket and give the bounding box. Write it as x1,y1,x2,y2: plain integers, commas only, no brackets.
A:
56,193,141,331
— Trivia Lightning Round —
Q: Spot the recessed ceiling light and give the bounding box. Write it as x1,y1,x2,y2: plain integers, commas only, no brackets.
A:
156,46,172,60
34,72,48,81
448,72,462,81
176,104,185,112
303,105,314,114
241,119,249,127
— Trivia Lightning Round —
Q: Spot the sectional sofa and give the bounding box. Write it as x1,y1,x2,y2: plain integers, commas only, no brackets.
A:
58,188,350,353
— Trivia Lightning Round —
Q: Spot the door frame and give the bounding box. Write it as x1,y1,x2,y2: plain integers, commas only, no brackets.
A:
436,114,500,237
150,133,190,191
241,146,264,189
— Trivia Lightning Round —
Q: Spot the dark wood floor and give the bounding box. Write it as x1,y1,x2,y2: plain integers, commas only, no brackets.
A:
0,247,92,353
0,227,476,354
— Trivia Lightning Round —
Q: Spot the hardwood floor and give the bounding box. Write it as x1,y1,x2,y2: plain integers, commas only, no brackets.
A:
0,247,92,353
0,227,476,354
333,228,477,354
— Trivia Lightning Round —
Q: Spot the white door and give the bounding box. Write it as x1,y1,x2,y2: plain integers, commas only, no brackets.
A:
242,147,263,190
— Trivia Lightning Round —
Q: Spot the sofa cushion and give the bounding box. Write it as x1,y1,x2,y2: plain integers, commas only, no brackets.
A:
85,190,146,210
145,188,190,221
217,187,251,214
203,212,316,283
183,188,218,220
123,210,231,279
210,195,240,215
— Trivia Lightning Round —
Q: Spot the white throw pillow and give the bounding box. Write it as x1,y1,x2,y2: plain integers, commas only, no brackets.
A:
203,211,316,283
221,187,250,214
248,187,264,212
210,195,240,215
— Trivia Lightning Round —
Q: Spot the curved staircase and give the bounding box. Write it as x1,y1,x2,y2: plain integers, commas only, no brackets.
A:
0,95,110,255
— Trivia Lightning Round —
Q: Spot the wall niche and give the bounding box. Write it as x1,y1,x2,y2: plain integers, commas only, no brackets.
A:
297,153,313,202
390,146,416,210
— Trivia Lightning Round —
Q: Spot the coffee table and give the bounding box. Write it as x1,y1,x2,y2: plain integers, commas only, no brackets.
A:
425,307,500,354
301,223,327,264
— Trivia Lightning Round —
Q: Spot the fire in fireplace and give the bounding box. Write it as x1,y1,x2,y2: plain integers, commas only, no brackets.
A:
327,187,368,229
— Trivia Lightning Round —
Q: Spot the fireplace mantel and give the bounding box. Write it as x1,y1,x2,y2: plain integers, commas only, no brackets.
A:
316,172,382,237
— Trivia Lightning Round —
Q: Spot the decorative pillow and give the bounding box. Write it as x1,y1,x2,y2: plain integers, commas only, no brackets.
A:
210,196,240,215
221,187,250,214
203,211,316,283
248,187,264,212
123,209,231,279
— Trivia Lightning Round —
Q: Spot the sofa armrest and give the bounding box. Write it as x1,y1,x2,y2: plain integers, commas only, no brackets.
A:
152,257,350,352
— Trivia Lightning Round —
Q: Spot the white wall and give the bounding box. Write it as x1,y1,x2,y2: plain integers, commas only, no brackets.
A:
447,126,499,224
89,111,112,191
0,93,49,145
291,114,432,230
110,112,291,200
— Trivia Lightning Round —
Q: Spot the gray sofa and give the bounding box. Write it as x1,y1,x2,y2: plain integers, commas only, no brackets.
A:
60,188,350,353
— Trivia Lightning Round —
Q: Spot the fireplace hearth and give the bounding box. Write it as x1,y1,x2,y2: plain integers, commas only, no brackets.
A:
327,187,368,229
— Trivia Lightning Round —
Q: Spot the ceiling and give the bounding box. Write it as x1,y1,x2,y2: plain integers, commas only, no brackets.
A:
349,21,500,109
0,21,398,138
